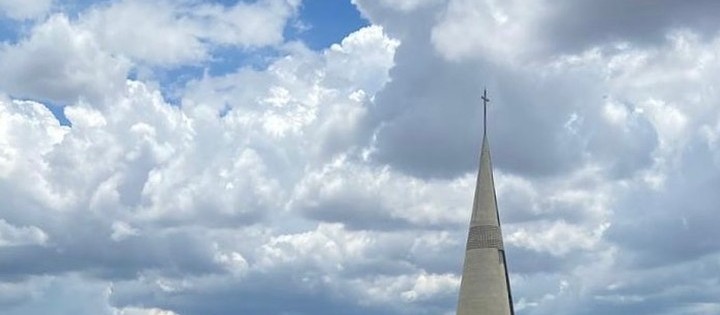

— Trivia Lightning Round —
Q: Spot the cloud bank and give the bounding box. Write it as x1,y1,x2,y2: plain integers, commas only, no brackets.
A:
1,0,720,314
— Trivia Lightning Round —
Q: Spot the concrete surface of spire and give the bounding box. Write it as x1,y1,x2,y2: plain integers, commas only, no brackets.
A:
456,89,514,315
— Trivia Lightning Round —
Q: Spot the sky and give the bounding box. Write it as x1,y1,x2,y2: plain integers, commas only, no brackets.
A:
0,0,719,314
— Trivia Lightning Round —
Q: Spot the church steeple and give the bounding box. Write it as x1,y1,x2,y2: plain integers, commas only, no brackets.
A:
456,89,514,315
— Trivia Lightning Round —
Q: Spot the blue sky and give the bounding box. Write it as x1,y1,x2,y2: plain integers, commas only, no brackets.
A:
2,1,720,315
293,0,367,49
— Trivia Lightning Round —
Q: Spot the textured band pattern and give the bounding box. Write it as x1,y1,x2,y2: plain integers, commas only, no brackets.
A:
466,225,504,250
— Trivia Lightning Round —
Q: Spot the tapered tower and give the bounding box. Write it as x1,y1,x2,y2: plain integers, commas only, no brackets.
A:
456,89,514,315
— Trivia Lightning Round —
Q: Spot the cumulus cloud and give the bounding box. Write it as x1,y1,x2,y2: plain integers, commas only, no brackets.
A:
0,15,130,104
2,0,720,314
368,0,443,12
292,156,472,229
116,307,180,315
355,0,720,314
0,219,48,247
1,21,420,314
81,0,300,66
430,0,720,62
0,0,52,20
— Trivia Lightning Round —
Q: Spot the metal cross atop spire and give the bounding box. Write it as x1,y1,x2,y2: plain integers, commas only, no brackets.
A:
481,88,490,136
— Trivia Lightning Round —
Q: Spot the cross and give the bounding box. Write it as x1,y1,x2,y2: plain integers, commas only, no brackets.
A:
481,88,490,136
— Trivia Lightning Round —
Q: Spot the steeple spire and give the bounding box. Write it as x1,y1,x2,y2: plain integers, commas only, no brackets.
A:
456,89,514,315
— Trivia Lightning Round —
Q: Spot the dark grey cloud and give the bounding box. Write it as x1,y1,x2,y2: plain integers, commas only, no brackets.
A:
545,0,720,53
505,247,568,275
112,273,431,315
2,0,720,314
0,220,223,281
359,1,658,180
301,197,414,231
608,137,720,268
355,1,720,313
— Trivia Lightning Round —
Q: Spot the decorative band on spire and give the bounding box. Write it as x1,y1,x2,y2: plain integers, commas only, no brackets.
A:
466,225,504,250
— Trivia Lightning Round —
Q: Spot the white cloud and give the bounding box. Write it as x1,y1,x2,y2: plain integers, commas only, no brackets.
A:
256,223,372,271
353,1,720,314
81,0,299,66
0,0,52,20
80,0,207,66
0,97,72,209
400,273,459,302
373,0,443,12
193,0,299,47
325,25,400,94
292,156,472,228
0,219,48,246
2,0,720,314
430,0,720,63
116,308,179,315
431,0,544,62
0,14,130,104
0,275,116,315
182,25,398,164
507,221,610,256
0,20,410,313
110,221,139,241
250,222,459,313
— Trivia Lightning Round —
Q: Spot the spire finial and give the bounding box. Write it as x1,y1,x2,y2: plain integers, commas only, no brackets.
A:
481,88,490,136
